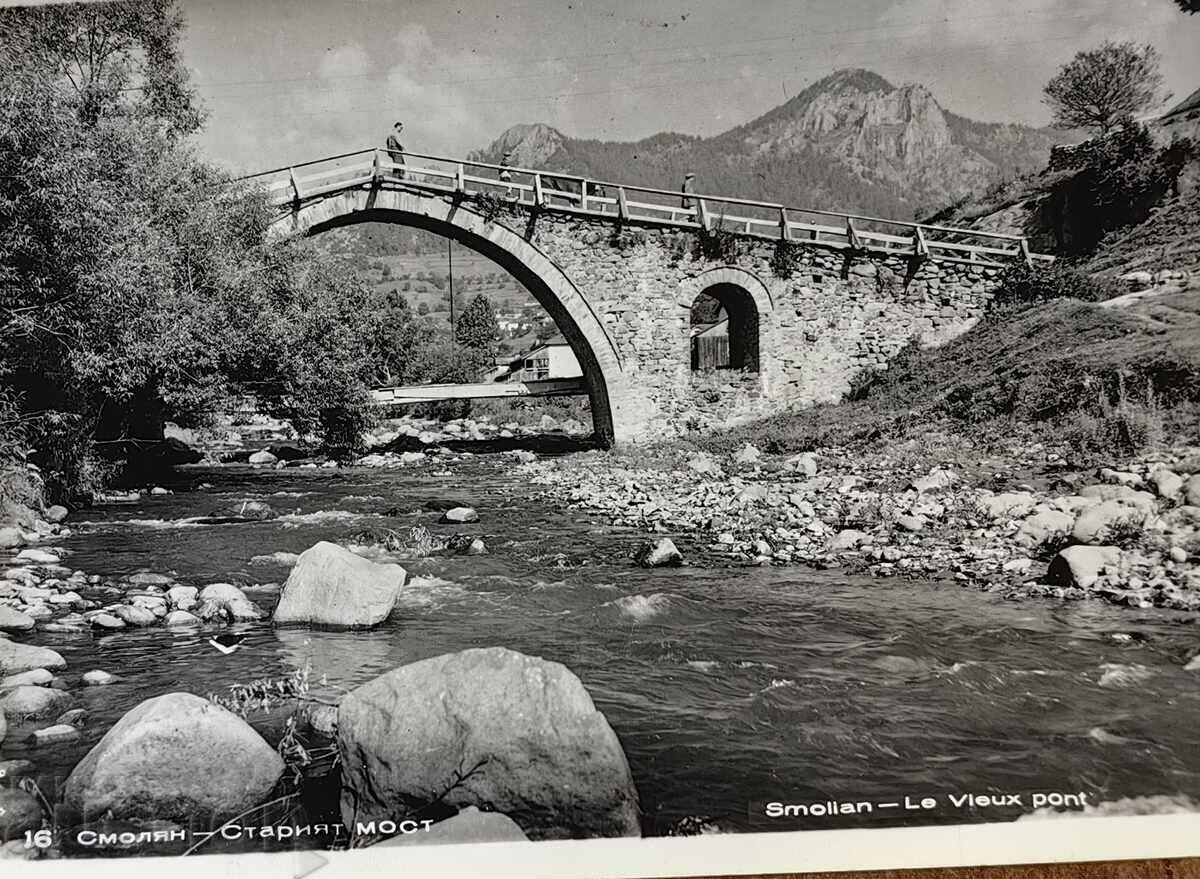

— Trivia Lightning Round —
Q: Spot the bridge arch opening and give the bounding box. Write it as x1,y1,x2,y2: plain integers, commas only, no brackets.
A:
279,195,625,445
689,282,760,373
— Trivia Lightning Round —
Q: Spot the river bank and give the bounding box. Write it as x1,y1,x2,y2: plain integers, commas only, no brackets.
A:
520,434,1200,611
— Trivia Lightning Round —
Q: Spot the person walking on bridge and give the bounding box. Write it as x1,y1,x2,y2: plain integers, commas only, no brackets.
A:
386,121,406,180
681,172,695,210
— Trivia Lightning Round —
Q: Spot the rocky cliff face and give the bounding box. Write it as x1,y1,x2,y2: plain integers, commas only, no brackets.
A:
471,68,1065,218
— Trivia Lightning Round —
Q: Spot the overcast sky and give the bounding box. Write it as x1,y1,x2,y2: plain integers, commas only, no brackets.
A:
174,0,1200,173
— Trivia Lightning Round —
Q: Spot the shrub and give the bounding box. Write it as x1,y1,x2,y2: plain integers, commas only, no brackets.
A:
989,262,1124,312
769,239,805,278
694,225,741,262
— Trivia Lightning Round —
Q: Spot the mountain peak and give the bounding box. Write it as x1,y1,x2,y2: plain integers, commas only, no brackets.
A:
470,123,567,168
809,68,896,96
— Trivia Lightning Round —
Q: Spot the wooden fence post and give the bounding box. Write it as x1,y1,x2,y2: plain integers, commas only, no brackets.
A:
696,199,710,230
616,186,629,221
454,163,465,194
913,225,929,259
579,179,589,211
1019,237,1033,266
845,217,862,251
533,173,544,208
288,168,303,208
779,207,789,240
372,148,383,187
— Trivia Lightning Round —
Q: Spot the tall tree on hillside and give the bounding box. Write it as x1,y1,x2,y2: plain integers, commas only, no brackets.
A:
454,294,500,353
1043,42,1167,135
1174,0,1198,13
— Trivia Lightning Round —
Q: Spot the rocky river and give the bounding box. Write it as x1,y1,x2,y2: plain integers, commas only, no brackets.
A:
2,435,1200,856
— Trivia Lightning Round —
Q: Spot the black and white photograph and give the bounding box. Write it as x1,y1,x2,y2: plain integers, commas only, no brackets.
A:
0,0,1199,875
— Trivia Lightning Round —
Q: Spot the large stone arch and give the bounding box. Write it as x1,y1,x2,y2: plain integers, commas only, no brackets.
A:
268,189,635,446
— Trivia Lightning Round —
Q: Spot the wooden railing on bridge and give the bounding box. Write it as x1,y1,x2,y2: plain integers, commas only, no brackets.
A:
237,148,1051,268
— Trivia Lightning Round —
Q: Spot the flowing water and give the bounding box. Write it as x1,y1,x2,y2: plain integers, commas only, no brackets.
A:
8,459,1200,839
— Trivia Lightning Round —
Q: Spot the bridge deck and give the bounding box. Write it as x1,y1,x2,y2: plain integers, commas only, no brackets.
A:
372,377,587,405
238,148,1051,269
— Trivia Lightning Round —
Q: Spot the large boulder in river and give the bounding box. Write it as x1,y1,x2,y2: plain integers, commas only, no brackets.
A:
0,640,65,675
273,541,406,629
338,643,638,835
197,583,264,622
635,538,682,568
337,647,640,840
1072,500,1145,545
63,692,284,825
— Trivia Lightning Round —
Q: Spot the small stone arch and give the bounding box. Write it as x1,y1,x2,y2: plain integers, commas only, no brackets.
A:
267,188,634,445
678,266,772,373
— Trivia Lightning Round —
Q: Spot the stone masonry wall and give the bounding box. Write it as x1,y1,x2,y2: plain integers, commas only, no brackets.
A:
521,213,1004,441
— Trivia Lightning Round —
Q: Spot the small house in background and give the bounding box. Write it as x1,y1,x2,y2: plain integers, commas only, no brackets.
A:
494,335,582,382
690,317,730,370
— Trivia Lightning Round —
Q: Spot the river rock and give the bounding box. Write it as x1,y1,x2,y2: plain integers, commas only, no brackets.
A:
0,607,35,633
1,668,53,689
1047,546,1123,589
1077,484,1157,513
114,605,157,627
273,541,406,629
82,670,118,686
1185,475,1200,507
247,450,278,465
380,806,529,846
1149,469,1184,501
198,583,263,622
63,692,285,824
1,685,72,719
0,788,41,842
1017,504,1075,545
896,514,926,533
0,528,22,550
635,538,683,568
976,491,1037,520
90,613,125,630
32,723,81,745
0,640,65,674
829,529,871,552
439,507,479,524
128,572,172,588
786,452,818,476
337,647,641,840
166,585,198,609
732,443,760,465
14,548,59,565
1072,501,1143,545
42,505,68,524
909,469,955,494
164,610,200,627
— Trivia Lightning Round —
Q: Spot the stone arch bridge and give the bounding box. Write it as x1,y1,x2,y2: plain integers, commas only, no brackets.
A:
242,148,1050,446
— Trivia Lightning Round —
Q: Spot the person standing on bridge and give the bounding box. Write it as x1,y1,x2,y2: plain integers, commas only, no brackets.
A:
499,150,514,198
681,172,695,210
386,121,406,180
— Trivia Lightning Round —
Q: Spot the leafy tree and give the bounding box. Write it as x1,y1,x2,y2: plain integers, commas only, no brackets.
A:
417,301,431,316
454,294,500,353
1043,42,1167,135
0,1,393,496
0,0,204,136
1175,0,1198,12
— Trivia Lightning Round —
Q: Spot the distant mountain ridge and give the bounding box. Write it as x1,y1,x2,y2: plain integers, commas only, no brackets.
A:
469,68,1069,220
